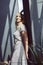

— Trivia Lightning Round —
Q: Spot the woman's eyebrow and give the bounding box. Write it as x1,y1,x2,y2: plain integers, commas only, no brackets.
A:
16,15,21,17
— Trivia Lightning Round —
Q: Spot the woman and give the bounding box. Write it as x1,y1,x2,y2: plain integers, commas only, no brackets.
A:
10,12,28,65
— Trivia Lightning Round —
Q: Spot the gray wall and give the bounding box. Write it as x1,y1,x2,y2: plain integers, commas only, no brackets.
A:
29,0,43,60
0,0,19,61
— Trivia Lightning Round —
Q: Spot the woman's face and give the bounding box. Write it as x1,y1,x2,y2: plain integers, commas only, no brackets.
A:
16,13,22,24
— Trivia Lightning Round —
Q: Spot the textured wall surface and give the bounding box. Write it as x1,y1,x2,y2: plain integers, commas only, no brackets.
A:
29,0,43,61
0,0,19,61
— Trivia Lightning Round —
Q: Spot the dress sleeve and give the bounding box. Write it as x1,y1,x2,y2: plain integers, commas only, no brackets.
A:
20,24,27,32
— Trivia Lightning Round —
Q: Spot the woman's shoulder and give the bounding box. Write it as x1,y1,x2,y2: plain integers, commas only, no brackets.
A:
20,23,26,32
20,23,25,27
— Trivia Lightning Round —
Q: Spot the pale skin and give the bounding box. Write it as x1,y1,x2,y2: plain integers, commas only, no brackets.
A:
16,13,28,59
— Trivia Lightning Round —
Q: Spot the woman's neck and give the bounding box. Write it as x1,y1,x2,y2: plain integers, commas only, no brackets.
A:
19,22,22,24
16,22,22,29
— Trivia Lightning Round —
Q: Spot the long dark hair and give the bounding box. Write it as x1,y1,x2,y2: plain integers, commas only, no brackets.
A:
20,10,24,24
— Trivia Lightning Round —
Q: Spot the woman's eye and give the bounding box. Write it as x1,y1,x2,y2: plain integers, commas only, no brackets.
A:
16,16,21,17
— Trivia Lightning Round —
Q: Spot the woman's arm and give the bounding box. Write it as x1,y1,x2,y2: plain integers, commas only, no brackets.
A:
20,31,28,59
